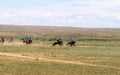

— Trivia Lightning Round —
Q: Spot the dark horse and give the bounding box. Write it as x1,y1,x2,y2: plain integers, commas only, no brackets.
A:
0,36,5,44
52,39,63,46
23,37,32,44
67,40,76,46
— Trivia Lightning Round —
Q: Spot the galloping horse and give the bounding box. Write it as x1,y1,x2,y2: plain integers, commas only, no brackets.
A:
52,39,63,46
0,36,5,44
67,40,76,46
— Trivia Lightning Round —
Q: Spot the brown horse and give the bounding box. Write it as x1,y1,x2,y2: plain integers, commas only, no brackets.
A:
23,37,32,44
52,39,63,46
67,40,76,46
0,37,5,44
23,40,32,44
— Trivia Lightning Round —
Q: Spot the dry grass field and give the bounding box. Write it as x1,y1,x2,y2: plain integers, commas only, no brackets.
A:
0,25,120,75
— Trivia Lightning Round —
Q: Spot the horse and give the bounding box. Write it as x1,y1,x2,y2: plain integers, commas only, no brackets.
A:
0,37,5,44
23,37,32,44
25,40,32,44
67,40,76,46
52,39,63,46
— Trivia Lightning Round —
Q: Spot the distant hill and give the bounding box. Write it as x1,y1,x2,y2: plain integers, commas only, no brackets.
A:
0,24,120,41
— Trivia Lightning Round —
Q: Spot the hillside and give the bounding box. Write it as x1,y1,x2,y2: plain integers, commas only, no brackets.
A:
0,24,120,41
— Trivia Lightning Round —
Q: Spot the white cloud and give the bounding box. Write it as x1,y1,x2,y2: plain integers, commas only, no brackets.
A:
1,0,120,27
67,15,83,23
3,13,14,18
112,13,120,21
13,17,26,21
75,16,83,19
0,13,15,18
118,16,120,20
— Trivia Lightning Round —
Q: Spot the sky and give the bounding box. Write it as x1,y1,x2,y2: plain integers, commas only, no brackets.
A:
0,0,120,28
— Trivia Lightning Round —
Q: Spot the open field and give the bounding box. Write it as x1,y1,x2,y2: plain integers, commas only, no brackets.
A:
1,25,120,41
0,25,120,75
0,41,120,75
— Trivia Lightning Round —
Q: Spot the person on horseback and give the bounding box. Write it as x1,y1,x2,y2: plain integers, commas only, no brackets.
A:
52,39,63,46
0,36,5,44
67,40,76,46
23,37,32,44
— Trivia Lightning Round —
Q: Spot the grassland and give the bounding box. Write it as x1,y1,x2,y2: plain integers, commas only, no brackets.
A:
0,25,120,75
1,24,120,41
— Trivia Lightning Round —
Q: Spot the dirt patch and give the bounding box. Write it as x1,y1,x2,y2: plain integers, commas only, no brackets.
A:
1,42,42,46
1,42,24,46
0,32,16,36
0,52,119,70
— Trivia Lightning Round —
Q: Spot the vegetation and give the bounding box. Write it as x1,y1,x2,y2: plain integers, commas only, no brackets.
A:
0,25,120,75
1,25,120,41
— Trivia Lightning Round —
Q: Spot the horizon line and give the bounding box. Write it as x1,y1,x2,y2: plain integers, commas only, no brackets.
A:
0,24,120,29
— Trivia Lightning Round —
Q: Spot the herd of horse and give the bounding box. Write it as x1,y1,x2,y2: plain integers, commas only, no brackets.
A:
0,36,76,47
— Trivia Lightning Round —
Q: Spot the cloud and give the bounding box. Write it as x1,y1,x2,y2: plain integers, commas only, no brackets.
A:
2,13,15,18
0,0,120,28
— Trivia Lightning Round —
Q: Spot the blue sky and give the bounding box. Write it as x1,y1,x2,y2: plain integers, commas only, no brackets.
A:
0,0,120,28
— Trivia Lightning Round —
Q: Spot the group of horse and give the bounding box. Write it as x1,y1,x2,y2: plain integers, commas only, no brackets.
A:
0,37,14,44
52,39,76,47
0,36,29,44
0,36,76,47
22,37,76,46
